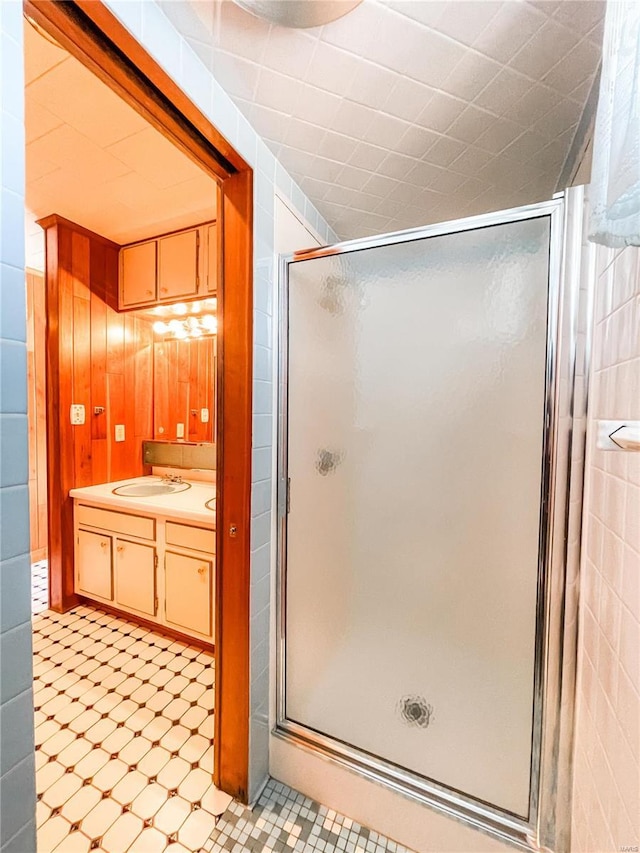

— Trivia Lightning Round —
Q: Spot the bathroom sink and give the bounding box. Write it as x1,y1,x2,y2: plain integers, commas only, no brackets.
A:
112,481,191,497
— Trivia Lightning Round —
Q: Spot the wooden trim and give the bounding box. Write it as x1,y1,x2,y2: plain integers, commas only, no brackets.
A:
45,219,81,613
77,597,215,653
24,1,246,181
29,0,254,804
36,214,120,250
215,170,253,800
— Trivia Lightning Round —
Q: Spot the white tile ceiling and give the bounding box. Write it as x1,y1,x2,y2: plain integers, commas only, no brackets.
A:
162,0,604,240
24,21,217,271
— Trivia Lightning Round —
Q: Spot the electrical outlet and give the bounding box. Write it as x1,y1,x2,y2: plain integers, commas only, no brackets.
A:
115,424,125,442
200,408,209,423
70,404,85,425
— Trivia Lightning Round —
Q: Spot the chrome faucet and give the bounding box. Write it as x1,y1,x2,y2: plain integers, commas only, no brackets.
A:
161,473,183,485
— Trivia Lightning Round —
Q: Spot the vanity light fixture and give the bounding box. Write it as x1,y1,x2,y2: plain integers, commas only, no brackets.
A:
153,314,217,340
201,314,217,332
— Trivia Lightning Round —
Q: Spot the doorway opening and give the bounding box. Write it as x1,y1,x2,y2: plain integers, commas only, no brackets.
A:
23,1,253,848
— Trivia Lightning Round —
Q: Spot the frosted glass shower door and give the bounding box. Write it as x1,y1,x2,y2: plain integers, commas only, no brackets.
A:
281,215,552,820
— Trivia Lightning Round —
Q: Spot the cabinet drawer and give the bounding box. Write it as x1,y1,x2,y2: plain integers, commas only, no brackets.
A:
166,522,215,554
76,504,155,540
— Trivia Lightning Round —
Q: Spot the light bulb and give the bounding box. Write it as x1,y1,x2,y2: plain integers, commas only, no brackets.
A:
168,319,182,332
174,326,188,339
201,315,217,332
153,321,168,334
172,303,188,315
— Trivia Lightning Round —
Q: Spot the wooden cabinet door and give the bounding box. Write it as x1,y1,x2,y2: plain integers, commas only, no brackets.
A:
164,551,213,637
206,223,218,293
77,529,113,600
157,229,198,300
120,241,157,306
114,539,156,616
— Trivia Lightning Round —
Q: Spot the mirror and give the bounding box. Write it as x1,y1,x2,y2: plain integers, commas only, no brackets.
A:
153,337,216,443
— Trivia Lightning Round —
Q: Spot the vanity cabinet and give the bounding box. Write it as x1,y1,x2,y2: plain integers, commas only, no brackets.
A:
77,529,113,601
165,552,212,637
119,220,217,309
164,520,215,637
73,501,214,643
114,539,157,617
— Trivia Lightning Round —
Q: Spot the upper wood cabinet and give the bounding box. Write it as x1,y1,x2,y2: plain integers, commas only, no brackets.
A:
158,229,198,301
119,220,217,310
120,241,156,307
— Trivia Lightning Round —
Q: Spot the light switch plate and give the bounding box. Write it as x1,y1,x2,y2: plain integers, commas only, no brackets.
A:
115,424,125,442
200,408,209,423
70,404,85,425
176,423,185,439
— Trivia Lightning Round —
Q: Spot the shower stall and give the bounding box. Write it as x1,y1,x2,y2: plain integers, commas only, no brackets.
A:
275,188,591,851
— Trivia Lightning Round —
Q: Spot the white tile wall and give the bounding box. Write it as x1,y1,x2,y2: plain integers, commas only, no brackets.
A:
103,0,337,802
0,2,37,851
572,243,640,852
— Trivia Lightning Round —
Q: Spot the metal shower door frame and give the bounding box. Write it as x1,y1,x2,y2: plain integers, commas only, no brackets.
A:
275,187,591,853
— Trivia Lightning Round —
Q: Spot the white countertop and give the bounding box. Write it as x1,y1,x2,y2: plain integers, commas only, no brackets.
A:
69,477,215,526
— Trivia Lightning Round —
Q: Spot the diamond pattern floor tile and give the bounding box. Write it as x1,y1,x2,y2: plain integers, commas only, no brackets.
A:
31,565,410,853
33,593,223,853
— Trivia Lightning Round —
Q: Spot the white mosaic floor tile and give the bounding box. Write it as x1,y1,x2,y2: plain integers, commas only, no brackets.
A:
208,779,417,853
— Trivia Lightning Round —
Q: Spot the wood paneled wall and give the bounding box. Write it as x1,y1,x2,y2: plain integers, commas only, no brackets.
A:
26,270,48,561
153,337,215,443
39,214,154,611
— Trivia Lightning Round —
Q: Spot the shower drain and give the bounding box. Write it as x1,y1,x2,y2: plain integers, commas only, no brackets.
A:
398,695,434,729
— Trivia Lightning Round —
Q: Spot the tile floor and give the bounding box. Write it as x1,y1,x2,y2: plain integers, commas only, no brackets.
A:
31,564,413,853
32,560,49,615
32,576,232,852
206,780,414,853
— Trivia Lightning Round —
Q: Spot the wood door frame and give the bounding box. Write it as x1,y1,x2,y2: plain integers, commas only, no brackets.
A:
24,0,253,802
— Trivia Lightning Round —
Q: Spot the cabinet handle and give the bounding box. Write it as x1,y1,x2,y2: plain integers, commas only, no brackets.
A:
198,566,206,576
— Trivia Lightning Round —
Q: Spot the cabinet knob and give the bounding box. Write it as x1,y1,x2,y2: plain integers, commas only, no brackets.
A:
146,289,153,296
161,287,168,293
198,565,206,576
117,545,124,553
100,541,108,549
